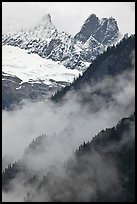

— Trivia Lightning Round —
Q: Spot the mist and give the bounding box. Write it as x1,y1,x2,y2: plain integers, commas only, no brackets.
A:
2,110,135,202
2,53,135,201
2,59,135,159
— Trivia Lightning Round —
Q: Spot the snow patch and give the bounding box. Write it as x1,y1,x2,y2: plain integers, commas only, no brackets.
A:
2,45,82,85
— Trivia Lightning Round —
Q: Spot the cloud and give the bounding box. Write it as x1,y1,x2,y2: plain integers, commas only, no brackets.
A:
2,48,135,201
2,52,135,159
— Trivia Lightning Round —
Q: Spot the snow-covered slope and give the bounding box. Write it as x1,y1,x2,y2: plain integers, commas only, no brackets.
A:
2,45,81,85
2,45,81,110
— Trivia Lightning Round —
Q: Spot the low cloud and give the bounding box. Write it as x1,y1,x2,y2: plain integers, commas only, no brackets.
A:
2,55,135,201
2,115,135,202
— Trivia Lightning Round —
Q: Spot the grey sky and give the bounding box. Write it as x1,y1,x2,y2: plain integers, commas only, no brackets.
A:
2,2,135,35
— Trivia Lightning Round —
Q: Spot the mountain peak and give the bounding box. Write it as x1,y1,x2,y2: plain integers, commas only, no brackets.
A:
86,14,98,20
84,13,100,24
108,16,117,21
101,16,117,25
74,14,100,43
36,13,55,29
41,14,51,23
75,14,120,45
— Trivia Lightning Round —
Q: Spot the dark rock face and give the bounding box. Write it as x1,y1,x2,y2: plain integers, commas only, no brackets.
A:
74,14,100,43
74,15,119,46
93,17,119,46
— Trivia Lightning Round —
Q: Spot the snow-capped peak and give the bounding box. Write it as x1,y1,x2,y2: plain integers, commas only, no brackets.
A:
35,13,55,30
41,14,52,23
2,13,121,71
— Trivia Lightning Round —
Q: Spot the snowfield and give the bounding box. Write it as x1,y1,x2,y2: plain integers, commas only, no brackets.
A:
2,45,82,85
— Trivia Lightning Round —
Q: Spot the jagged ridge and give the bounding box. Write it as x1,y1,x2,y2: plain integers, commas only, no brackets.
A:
2,14,121,71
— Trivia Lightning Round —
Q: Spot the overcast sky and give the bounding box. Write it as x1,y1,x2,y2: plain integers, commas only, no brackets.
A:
2,2,135,35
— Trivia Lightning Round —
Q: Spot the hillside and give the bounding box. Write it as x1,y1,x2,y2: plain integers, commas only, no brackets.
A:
2,113,135,202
